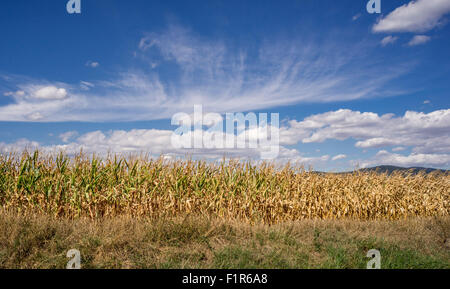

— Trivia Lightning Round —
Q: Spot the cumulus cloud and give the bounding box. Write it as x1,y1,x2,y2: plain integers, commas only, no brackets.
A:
2,108,449,169
0,139,39,153
0,127,329,168
373,0,450,33
408,35,431,46
392,146,406,152
380,35,398,46
282,108,450,169
282,108,450,167
0,83,74,121
5,85,68,101
361,150,450,168
59,131,78,143
31,86,68,100
27,112,44,121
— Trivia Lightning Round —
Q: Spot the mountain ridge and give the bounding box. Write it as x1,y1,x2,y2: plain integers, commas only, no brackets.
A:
357,165,448,174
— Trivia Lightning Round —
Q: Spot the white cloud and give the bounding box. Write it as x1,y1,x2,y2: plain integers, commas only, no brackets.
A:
408,35,431,46
139,25,225,75
332,154,347,161
67,107,447,168
27,112,44,121
392,146,406,152
5,85,69,101
288,154,330,166
32,86,68,100
4,90,25,97
0,25,410,122
86,61,99,68
80,81,94,91
2,108,449,169
0,139,39,153
352,14,361,21
0,128,328,167
59,131,78,143
423,100,431,104
361,150,450,168
373,0,450,33
380,35,398,46
284,108,450,156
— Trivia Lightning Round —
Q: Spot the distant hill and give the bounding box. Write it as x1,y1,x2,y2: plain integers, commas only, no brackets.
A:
358,165,449,175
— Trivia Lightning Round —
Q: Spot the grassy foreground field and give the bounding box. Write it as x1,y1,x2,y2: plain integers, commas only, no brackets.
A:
0,151,449,268
0,214,449,269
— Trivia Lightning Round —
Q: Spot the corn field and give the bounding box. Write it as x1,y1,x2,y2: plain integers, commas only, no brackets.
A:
0,151,448,223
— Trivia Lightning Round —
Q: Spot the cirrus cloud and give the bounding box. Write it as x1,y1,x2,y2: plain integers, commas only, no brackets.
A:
380,35,398,46
0,23,410,123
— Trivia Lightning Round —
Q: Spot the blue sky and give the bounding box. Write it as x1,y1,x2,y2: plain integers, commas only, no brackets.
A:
0,0,449,171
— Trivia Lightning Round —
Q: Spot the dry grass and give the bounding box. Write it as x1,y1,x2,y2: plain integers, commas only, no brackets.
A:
0,213,448,269
0,151,448,223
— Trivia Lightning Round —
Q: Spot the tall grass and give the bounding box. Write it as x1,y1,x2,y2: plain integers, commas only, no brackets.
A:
0,150,448,223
